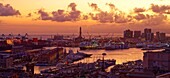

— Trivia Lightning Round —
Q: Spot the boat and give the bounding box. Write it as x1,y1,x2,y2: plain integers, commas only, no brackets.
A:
79,40,101,50
141,43,168,50
96,59,116,68
66,50,92,63
104,42,129,50
76,50,92,57
136,43,146,48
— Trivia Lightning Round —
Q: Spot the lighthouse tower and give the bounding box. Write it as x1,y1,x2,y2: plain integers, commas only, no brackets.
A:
79,27,82,38
75,27,83,42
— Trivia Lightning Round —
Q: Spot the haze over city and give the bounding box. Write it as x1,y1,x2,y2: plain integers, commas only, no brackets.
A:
1,0,170,78
0,0,170,34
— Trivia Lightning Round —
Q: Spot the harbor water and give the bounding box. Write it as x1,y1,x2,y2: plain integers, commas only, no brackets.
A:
33,47,145,74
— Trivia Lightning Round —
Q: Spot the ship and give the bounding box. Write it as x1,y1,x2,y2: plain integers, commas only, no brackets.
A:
66,49,92,63
141,43,168,50
79,40,101,50
96,59,116,68
136,43,146,48
104,42,129,50
76,50,92,57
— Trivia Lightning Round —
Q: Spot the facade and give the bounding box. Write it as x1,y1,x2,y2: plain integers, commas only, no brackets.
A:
159,33,166,41
124,29,133,38
38,48,64,64
54,35,64,40
156,32,160,41
145,33,154,41
144,28,154,41
134,31,141,38
156,32,166,41
144,28,151,36
0,54,13,68
143,49,170,71
12,45,25,54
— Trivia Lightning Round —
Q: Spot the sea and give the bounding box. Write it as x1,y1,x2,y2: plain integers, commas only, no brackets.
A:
27,47,163,74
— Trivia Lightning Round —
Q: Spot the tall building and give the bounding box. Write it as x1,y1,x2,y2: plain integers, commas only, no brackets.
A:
144,28,153,41
124,29,133,38
144,28,151,35
156,32,166,41
146,33,154,41
160,33,166,41
134,31,141,38
156,32,160,40
143,49,170,71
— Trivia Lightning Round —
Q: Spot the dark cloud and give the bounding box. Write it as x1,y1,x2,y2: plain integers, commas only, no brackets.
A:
134,8,146,13
89,13,98,20
38,3,81,22
82,15,88,20
0,3,20,16
68,3,77,11
88,3,132,23
89,12,114,23
68,3,81,21
142,14,167,26
69,11,81,21
106,3,115,10
150,4,170,13
38,9,52,20
51,10,71,22
89,11,131,23
27,13,32,17
115,14,131,23
96,12,114,23
37,2,170,25
88,3,101,12
134,13,146,20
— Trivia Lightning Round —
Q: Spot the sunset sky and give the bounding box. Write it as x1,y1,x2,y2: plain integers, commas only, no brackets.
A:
0,0,170,34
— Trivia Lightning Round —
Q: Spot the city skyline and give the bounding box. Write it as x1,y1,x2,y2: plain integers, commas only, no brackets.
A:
0,0,170,34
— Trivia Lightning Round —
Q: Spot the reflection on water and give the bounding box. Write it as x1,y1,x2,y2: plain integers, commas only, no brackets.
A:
27,47,163,74
71,48,144,64
5,50,12,52
23,66,56,74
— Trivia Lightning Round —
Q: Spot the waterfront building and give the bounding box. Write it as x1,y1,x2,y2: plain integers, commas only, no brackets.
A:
143,49,170,71
124,29,133,38
37,47,64,64
134,31,141,38
12,45,25,54
0,68,29,78
0,54,13,68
